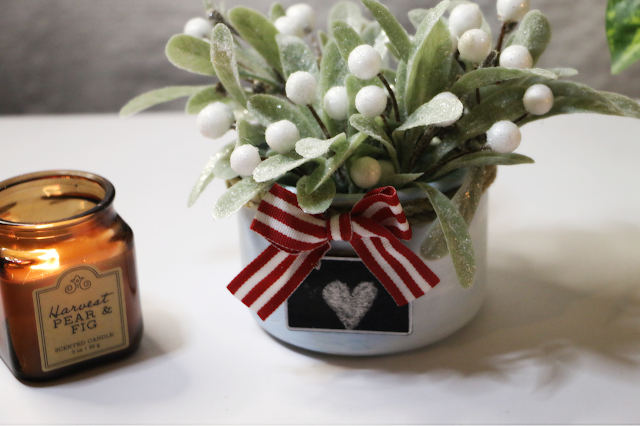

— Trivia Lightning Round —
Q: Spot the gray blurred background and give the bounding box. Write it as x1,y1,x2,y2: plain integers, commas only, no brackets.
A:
1,0,638,115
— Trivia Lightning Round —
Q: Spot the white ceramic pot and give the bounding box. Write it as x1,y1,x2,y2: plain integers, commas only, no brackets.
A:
237,184,488,356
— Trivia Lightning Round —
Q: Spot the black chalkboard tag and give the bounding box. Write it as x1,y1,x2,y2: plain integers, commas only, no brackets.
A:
287,257,411,334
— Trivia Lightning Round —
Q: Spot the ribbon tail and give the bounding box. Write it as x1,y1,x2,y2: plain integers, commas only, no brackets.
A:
227,244,330,320
351,237,440,306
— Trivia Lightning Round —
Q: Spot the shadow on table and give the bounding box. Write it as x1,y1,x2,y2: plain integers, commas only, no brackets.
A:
23,303,185,388
286,226,640,388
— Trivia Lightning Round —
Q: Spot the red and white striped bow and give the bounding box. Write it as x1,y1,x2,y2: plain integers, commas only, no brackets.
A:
228,184,440,320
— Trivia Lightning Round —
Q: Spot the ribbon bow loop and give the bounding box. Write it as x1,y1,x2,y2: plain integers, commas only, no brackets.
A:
228,184,440,320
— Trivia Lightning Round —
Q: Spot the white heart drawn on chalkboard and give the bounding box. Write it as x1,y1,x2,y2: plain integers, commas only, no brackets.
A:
322,280,378,330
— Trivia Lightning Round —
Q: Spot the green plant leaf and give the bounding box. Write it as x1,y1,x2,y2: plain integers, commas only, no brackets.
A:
431,151,534,180
362,0,412,62
408,9,428,30
331,20,366,62
228,6,283,75
414,182,475,288
253,152,311,182
319,40,351,136
296,133,347,159
406,2,452,114
165,34,216,76
213,149,239,181
606,0,640,74
269,2,286,21
395,60,408,120
248,94,321,138
329,1,369,33
345,74,384,137
318,30,329,48
379,172,423,188
306,132,368,191
600,91,640,118
454,85,528,140
237,118,266,146
212,177,273,220
234,42,281,85
185,85,226,114
451,67,557,96
396,97,464,130
211,24,248,108
276,34,320,79
188,142,236,207
548,68,579,78
296,175,336,214
120,86,205,118
349,114,399,170
510,10,552,66
421,167,484,260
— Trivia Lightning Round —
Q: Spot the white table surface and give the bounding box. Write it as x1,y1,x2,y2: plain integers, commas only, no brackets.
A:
1,111,640,425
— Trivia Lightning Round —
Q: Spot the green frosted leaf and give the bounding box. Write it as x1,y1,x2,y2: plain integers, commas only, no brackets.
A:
237,118,266,146
248,94,321,138
306,132,368,192
362,0,412,62
211,24,248,108
253,152,311,182
345,74,383,137
395,60,408,120
228,6,283,75
212,177,273,220
185,85,226,114
296,133,347,159
432,152,534,180
234,43,281,86
421,167,484,260
451,67,557,96
408,9,428,30
165,34,216,76
120,86,205,118
406,4,452,114
319,40,350,136
349,114,399,170
414,182,475,288
397,97,463,131
269,3,286,21
454,85,528,140
296,175,336,214
276,34,320,79
331,20,365,62
606,0,640,74
548,68,579,78
361,21,383,46
188,142,236,207
379,172,423,188
510,10,552,66
329,1,369,33
599,91,640,118
213,149,239,181
318,30,329,48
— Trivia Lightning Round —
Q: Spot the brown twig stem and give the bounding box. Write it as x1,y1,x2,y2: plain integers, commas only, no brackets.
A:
308,105,331,139
378,73,400,122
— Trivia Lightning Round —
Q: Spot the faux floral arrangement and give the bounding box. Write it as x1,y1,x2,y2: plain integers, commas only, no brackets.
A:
122,0,640,293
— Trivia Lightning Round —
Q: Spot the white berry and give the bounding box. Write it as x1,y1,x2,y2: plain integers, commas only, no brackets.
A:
286,4,316,32
197,102,234,139
499,45,533,69
274,16,305,37
184,17,213,39
355,86,387,118
230,145,262,177
486,121,521,153
350,157,382,189
286,71,318,105
323,86,349,120
458,29,492,64
497,0,530,22
265,120,300,154
523,84,554,115
348,45,382,80
432,92,462,127
449,4,483,38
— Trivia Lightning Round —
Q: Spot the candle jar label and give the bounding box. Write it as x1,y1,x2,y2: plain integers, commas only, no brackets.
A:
32,266,129,372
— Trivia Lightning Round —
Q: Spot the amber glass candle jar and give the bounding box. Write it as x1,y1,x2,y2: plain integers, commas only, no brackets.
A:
0,170,143,381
